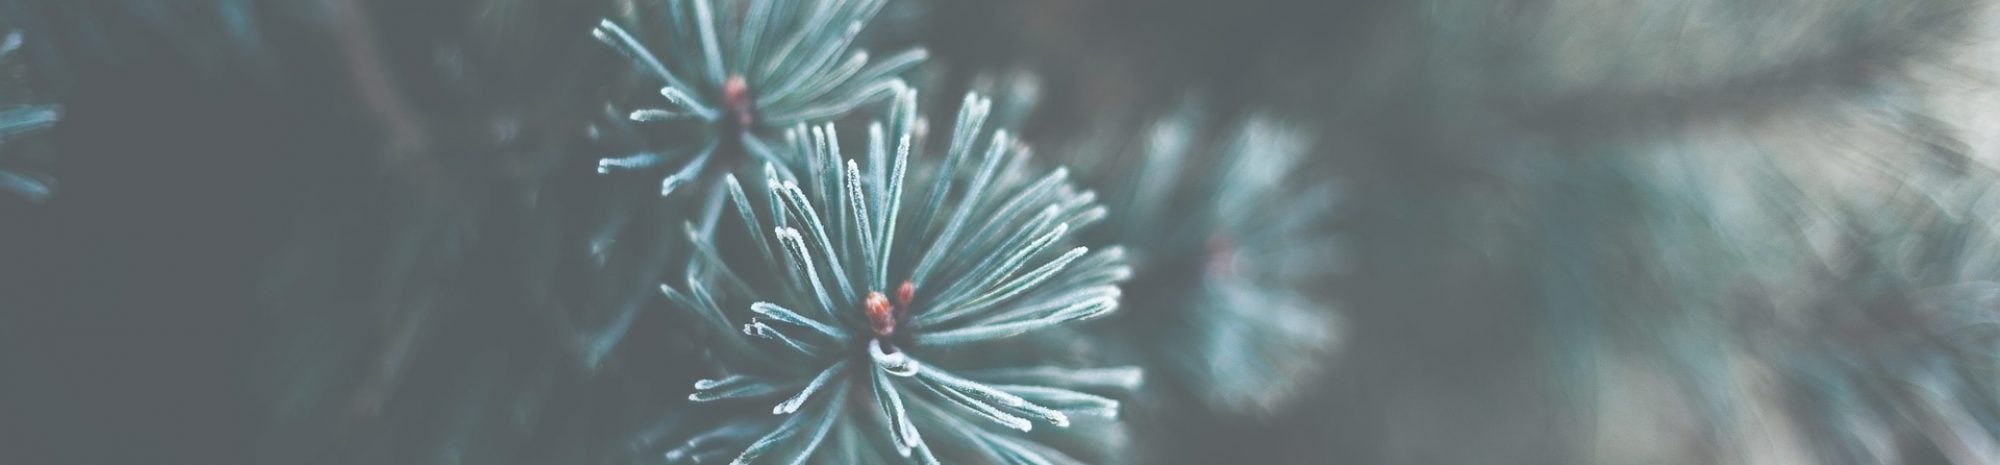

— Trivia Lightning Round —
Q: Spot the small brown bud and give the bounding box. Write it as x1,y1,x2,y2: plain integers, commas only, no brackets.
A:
723,75,754,128
896,281,916,309
866,291,895,337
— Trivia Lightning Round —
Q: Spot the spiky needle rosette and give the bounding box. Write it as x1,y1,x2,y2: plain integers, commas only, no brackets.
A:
0,31,60,202
593,0,925,198
656,88,1139,464
1074,107,1342,414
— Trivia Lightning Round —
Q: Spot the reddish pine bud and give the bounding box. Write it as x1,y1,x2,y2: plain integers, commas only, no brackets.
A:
866,291,895,337
723,75,754,128
896,281,916,309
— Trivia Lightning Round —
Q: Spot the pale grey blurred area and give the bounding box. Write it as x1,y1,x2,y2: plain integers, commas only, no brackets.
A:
944,0,2000,463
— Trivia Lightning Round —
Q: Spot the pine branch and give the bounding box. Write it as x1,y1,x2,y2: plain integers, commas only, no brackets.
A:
658,88,1138,465
1071,103,1344,415
592,0,924,199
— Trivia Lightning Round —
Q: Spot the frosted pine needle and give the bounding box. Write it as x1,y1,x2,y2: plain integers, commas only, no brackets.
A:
659,89,1137,464
0,31,60,202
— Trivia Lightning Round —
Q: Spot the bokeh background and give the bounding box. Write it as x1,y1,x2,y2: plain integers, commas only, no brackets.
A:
7,0,2000,464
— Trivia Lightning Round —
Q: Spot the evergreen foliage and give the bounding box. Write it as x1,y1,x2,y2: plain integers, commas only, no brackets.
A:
593,0,923,199
0,30,57,202
659,88,1137,464
1069,105,1342,414
20,1,2000,465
